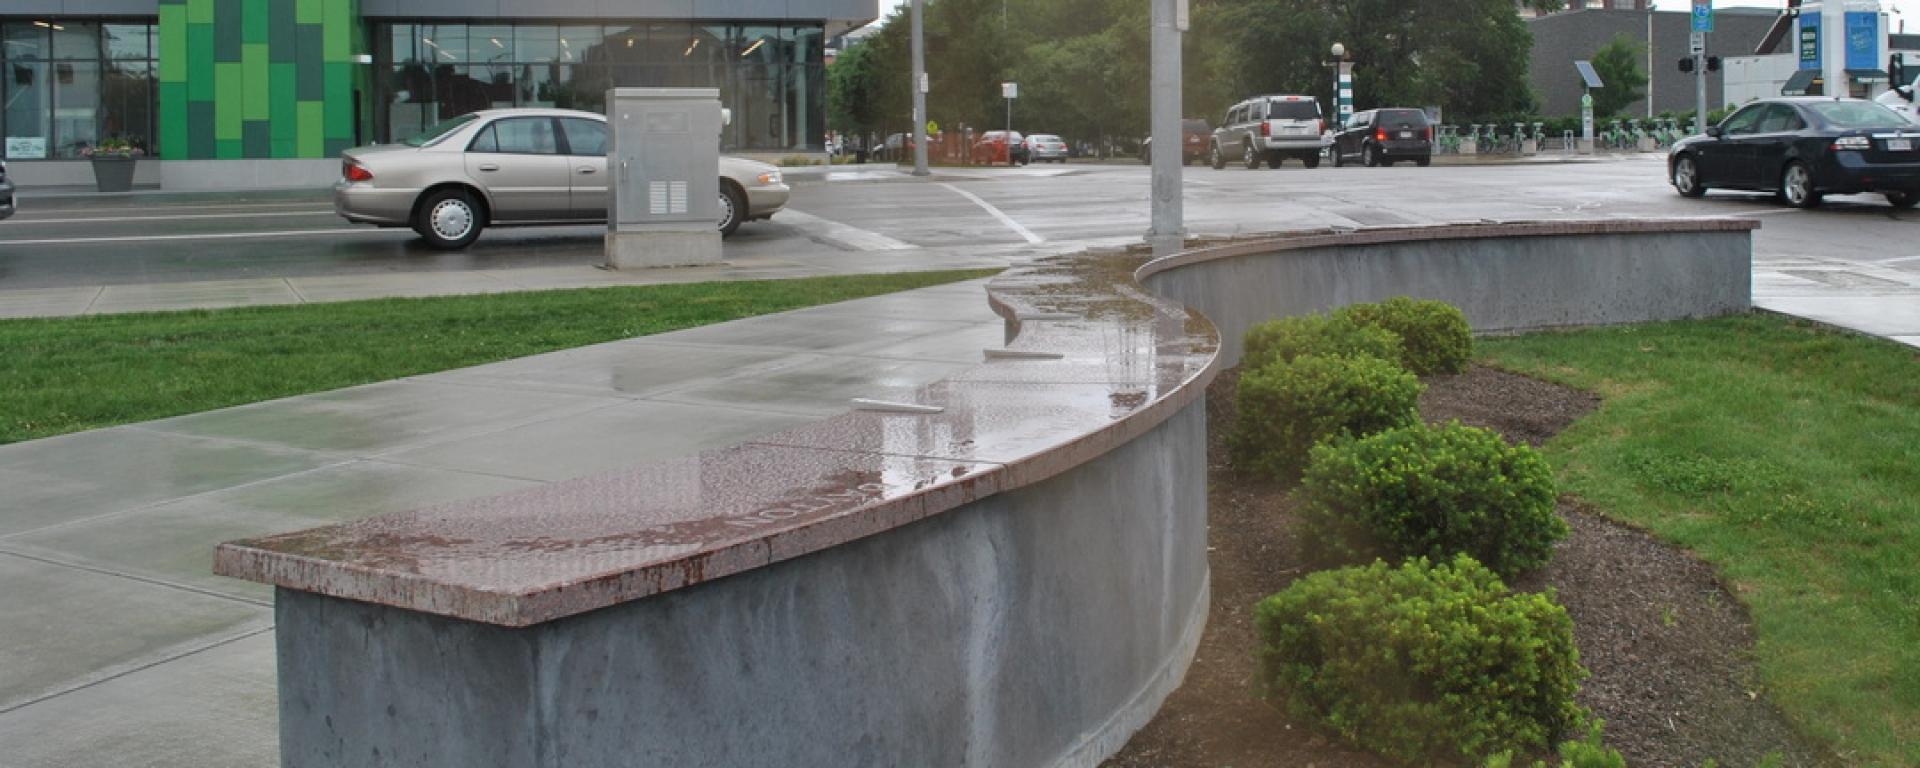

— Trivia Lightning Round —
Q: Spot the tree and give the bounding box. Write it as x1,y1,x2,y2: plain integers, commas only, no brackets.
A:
1588,33,1647,118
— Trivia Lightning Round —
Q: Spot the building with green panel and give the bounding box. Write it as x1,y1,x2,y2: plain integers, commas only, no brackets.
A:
3,0,874,188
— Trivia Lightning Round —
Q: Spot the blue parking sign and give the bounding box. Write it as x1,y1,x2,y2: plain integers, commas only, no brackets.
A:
1692,0,1714,33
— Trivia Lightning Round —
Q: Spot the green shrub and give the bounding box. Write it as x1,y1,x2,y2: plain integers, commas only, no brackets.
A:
1242,312,1403,373
1337,297,1475,375
1230,354,1423,480
1301,421,1565,577
1485,720,1628,768
1256,555,1587,765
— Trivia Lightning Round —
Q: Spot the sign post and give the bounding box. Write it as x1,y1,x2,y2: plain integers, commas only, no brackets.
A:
910,0,928,176
1691,0,1711,134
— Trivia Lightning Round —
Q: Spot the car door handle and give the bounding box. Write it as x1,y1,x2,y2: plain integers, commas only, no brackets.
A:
576,167,596,174
478,164,500,172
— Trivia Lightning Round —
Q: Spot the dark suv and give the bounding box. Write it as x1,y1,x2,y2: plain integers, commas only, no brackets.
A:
1333,108,1433,168
0,160,13,220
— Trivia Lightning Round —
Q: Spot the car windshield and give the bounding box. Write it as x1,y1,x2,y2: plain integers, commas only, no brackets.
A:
1182,119,1211,132
1266,100,1320,120
1804,102,1909,131
402,114,478,147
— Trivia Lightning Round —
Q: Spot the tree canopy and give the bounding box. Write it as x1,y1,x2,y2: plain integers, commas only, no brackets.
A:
1588,33,1648,118
827,0,1539,146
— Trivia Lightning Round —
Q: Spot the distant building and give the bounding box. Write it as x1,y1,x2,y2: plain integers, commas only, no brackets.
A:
1519,0,1649,18
1527,7,1788,118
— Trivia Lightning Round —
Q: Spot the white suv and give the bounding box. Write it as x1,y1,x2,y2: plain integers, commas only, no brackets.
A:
1210,94,1330,170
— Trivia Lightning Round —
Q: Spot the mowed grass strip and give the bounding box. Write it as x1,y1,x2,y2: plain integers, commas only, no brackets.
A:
1480,314,1920,766
0,270,999,445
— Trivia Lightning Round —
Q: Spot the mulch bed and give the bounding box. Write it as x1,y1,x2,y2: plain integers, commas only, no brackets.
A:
1103,365,1828,768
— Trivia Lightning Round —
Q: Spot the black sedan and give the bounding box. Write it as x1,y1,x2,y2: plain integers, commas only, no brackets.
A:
1669,97,1920,208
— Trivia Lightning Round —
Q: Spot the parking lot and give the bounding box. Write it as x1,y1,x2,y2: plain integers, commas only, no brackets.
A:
1,156,1915,343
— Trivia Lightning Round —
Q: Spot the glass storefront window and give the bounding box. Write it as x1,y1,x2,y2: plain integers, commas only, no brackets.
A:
2,21,157,159
370,21,826,152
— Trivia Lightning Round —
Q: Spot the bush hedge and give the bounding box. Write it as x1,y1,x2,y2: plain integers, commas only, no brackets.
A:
1336,297,1475,375
1241,312,1403,373
1229,354,1423,480
1255,555,1588,765
1300,421,1565,578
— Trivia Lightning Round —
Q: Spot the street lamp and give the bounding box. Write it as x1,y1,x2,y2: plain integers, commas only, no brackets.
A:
1329,42,1353,128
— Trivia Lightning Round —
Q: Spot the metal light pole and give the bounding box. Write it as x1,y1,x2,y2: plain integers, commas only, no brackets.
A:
1146,0,1184,257
911,0,929,177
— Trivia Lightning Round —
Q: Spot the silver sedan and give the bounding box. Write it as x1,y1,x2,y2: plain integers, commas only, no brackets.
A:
334,108,789,250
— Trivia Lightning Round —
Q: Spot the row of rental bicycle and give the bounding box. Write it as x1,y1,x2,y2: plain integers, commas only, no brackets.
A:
1433,119,1694,154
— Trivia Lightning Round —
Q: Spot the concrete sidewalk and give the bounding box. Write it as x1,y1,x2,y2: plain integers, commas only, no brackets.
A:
0,277,1004,767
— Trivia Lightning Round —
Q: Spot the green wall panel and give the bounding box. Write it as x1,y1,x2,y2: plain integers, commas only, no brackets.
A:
158,0,360,160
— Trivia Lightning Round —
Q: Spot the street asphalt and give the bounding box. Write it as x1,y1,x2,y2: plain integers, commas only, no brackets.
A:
0,154,1915,344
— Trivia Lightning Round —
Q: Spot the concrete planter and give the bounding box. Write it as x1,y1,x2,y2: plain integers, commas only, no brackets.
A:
90,156,137,192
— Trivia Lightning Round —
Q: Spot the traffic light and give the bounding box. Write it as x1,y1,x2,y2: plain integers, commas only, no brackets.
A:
1706,56,1722,72
1679,57,1695,73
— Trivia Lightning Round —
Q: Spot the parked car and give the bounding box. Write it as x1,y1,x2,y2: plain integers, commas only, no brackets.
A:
0,160,13,220
1210,95,1329,169
334,108,788,250
971,130,1028,166
1333,108,1433,167
880,132,917,161
1140,119,1214,165
1669,97,1920,209
1024,133,1070,163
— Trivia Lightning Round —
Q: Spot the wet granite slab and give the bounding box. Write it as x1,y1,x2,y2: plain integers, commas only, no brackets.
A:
215,244,1222,627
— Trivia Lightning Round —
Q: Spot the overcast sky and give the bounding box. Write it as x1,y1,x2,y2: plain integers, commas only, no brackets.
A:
872,0,1917,32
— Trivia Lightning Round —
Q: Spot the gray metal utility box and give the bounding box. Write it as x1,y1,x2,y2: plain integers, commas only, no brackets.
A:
605,87,722,269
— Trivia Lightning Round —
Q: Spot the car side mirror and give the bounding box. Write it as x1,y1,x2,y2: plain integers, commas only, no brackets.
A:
1705,125,1722,138
721,108,732,127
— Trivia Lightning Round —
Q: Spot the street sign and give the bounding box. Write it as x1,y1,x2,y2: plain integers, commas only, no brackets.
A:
1691,0,1713,33
1690,31,1706,56
917,73,929,94
927,120,939,135
1002,82,1018,99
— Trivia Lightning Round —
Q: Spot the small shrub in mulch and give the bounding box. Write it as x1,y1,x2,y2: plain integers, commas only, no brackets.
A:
1300,420,1567,578
1229,354,1422,481
1254,555,1588,766
1242,312,1404,373
1336,296,1475,376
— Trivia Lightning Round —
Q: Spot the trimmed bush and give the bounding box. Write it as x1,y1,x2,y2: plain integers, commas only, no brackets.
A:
1337,296,1475,375
1229,354,1423,481
1242,312,1403,373
1255,555,1588,765
1300,421,1565,578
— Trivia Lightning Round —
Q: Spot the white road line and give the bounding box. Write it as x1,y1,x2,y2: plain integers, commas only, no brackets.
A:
937,183,1046,244
1878,254,1920,265
777,208,920,251
8,209,335,225
15,200,331,215
0,228,387,246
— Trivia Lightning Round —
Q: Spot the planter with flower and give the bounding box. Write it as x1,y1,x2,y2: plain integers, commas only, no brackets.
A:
81,139,145,192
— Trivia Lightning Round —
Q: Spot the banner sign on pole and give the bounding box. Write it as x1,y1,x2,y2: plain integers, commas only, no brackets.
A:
1845,12,1880,71
1799,12,1822,71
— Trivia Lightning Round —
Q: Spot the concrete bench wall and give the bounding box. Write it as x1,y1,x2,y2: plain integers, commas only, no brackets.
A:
218,218,1753,768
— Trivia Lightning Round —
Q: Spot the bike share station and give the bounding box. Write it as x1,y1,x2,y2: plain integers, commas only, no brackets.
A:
605,88,725,270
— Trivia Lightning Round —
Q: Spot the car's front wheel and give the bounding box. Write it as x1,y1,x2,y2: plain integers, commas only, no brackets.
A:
413,188,484,250
1210,143,1226,170
1887,191,1919,209
1781,161,1822,209
719,182,746,237
1672,155,1707,198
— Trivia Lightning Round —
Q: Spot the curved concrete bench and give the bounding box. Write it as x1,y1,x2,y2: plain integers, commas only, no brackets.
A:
214,218,1752,768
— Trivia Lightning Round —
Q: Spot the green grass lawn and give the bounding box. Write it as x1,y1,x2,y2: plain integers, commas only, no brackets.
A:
1481,313,1920,767
0,269,998,445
